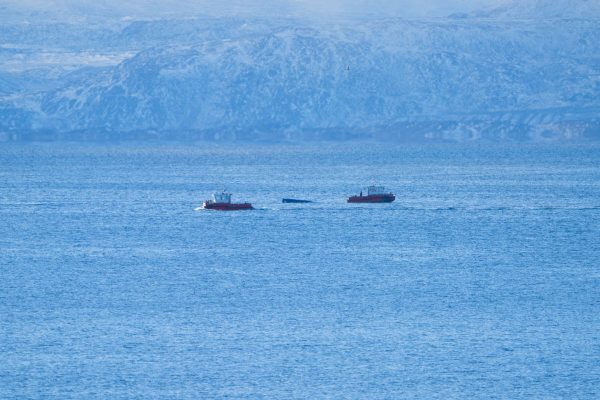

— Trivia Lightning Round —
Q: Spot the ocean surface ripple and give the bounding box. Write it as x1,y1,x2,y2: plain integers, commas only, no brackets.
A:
1,142,599,399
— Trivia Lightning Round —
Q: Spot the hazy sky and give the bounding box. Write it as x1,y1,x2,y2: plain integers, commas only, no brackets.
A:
2,0,512,19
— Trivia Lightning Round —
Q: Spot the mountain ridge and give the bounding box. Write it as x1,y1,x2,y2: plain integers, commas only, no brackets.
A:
1,11,599,142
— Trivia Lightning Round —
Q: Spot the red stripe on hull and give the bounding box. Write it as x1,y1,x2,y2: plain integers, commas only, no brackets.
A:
347,194,395,203
203,202,254,211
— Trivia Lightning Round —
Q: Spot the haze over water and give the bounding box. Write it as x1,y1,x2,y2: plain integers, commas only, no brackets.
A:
1,142,598,398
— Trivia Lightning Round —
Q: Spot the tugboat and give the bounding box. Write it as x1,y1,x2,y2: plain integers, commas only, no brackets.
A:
348,185,395,203
202,191,253,211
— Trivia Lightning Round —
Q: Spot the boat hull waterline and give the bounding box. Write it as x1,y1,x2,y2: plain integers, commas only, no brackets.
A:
203,202,254,211
347,194,395,203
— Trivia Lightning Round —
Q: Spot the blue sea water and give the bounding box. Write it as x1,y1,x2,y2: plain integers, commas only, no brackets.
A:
0,142,599,399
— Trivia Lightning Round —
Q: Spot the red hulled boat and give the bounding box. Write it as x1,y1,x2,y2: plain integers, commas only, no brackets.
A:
348,185,395,203
202,191,253,211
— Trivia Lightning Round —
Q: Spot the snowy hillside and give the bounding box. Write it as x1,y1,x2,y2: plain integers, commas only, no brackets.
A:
1,2,599,142
476,0,600,19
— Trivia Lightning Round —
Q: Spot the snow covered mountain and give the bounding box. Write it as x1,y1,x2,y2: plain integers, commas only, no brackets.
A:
1,2,599,142
474,0,600,19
